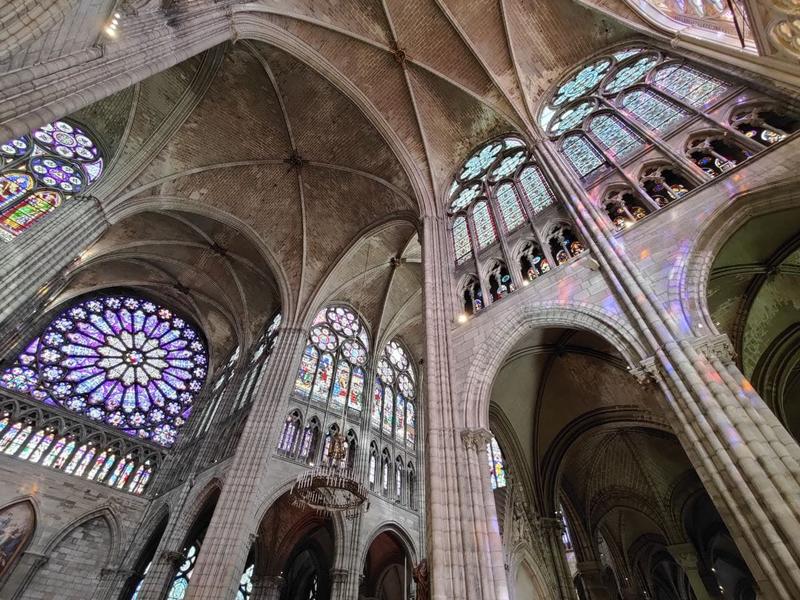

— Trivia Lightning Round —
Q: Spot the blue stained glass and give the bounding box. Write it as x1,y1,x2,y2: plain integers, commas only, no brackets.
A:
490,151,526,179
562,135,605,176
460,142,503,180
603,56,659,94
496,183,525,231
519,167,554,214
550,101,595,135
553,59,611,106
0,294,207,447
450,184,480,212
452,216,472,264
613,48,643,61
589,114,644,159
652,64,726,107
472,201,497,249
622,89,687,133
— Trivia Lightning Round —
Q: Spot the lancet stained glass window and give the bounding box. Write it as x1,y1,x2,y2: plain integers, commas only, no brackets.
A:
562,135,605,176
487,436,507,490
589,114,644,159
0,119,105,239
652,63,727,107
372,339,417,446
622,89,686,133
448,136,565,269
0,293,208,447
292,306,369,411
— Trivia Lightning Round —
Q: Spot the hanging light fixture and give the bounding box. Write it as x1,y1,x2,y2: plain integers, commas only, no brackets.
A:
290,302,370,519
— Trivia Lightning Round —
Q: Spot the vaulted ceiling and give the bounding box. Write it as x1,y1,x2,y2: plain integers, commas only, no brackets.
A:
56,1,636,363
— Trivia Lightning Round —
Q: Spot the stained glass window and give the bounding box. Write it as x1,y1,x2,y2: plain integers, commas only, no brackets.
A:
472,201,497,249
562,135,605,176
382,387,394,435
589,114,644,159
0,119,105,239
0,294,208,447
487,436,507,490
395,394,406,441
449,136,565,272
452,216,472,264
237,562,254,600
603,55,659,94
622,89,687,133
518,166,555,214
291,306,369,411
553,59,611,106
166,541,200,600
550,101,595,135
372,339,417,447
613,48,643,62
496,183,525,232
652,63,726,107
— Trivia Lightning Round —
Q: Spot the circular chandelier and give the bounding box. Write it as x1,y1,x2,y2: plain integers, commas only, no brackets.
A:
290,431,369,519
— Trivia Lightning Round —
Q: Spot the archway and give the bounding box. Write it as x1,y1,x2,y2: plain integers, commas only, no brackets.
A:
255,491,336,600
361,530,414,600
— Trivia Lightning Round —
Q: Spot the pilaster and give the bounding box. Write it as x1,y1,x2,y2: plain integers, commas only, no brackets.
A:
540,517,577,600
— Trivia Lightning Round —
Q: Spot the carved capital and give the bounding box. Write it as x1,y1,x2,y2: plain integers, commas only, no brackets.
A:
693,333,736,364
329,568,350,585
161,550,185,567
461,427,492,451
630,356,661,385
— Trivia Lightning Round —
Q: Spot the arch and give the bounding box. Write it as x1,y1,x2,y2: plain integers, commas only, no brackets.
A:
0,498,37,582
463,303,647,427
21,507,119,599
40,506,122,565
675,179,800,334
358,522,419,569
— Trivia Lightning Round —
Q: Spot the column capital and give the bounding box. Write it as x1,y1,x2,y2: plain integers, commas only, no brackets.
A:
666,542,700,571
160,549,186,567
692,333,736,363
630,356,661,385
329,567,350,584
460,427,492,451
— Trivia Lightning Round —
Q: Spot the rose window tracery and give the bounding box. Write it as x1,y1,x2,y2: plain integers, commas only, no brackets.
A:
0,294,208,446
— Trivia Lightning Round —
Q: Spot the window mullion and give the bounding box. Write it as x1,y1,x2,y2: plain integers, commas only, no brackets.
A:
511,177,553,270
484,181,523,291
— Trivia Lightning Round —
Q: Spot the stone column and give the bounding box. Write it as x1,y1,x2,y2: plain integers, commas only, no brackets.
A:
0,198,106,356
180,325,307,599
330,568,353,600
136,549,185,600
251,574,283,600
461,428,510,600
667,544,713,600
576,561,613,600
540,518,577,600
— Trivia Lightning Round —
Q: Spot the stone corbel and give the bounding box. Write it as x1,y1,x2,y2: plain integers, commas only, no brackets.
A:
460,427,492,452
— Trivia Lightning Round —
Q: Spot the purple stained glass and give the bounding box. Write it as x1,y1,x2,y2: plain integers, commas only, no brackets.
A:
29,156,84,193
0,294,207,447
1,135,31,165
32,121,101,168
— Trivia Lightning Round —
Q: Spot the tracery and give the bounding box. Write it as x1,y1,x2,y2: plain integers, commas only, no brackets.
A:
292,305,369,412
0,293,208,447
541,45,798,230
371,339,417,447
0,119,105,239
449,136,586,316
